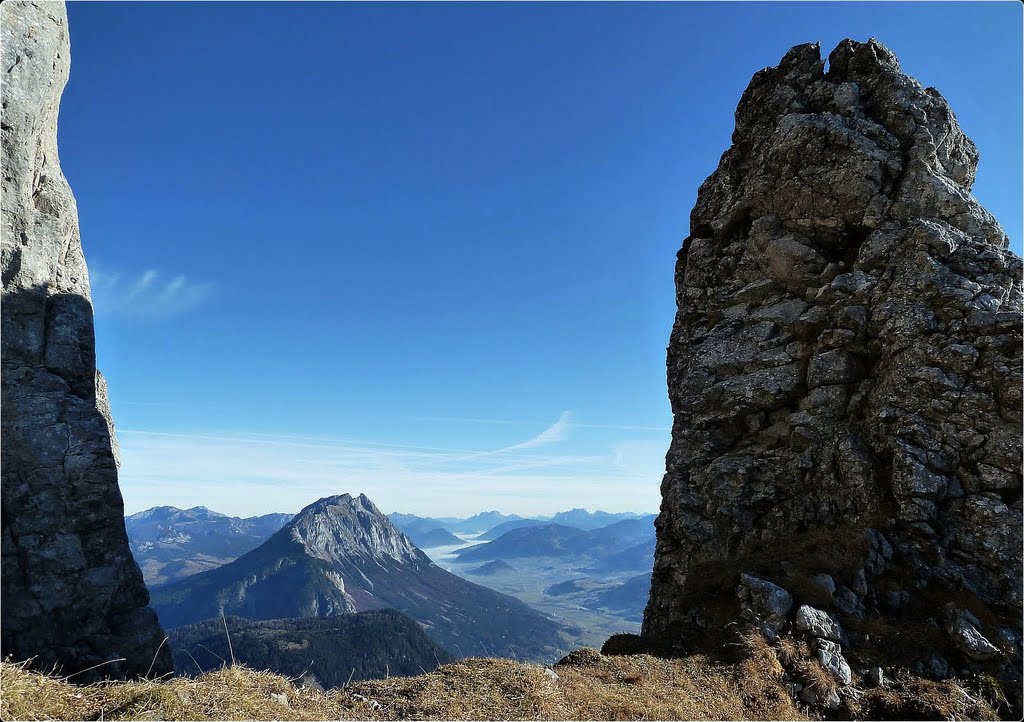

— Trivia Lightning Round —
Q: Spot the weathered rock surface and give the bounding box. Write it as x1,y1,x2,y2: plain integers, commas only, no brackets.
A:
816,639,853,685
1,1,171,679
946,607,1000,661
643,37,1022,682
737,573,792,633
795,605,845,644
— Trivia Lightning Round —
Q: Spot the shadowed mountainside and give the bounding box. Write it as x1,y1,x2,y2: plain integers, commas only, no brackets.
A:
152,494,566,661
169,611,452,686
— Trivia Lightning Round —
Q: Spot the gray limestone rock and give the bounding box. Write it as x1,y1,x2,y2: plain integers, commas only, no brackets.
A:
643,37,1022,679
946,608,1000,661
1,1,171,680
737,573,792,633
808,573,836,601
795,605,845,644
816,639,852,686
867,666,885,687
833,586,865,619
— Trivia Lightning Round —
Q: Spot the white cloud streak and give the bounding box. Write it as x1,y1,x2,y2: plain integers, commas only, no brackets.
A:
90,265,214,320
115,423,664,519
414,414,668,432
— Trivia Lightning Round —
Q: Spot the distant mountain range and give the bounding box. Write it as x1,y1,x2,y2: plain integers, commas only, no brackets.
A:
125,501,656,656
125,506,293,586
466,560,516,576
150,494,564,661
542,573,650,623
587,573,651,622
127,506,654,580
388,508,652,539
547,509,647,531
585,537,656,574
388,510,525,536
402,527,463,548
477,519,547,540
169,611,451,686
454,515,657,570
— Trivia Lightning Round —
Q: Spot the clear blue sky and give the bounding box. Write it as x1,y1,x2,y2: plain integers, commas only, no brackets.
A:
59,1,1022,517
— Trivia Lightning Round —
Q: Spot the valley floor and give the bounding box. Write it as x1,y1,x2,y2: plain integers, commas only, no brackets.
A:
1,638,997,721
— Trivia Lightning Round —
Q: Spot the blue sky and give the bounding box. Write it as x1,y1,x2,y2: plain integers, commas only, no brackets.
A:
60,1,1022,517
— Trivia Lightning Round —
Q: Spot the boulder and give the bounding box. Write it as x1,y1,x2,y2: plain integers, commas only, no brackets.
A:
737,573,793,633
816,640,852,686
795,605,845,644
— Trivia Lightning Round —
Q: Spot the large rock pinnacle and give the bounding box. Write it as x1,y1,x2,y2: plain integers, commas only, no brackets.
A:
1,1,171,679
643,38,1021,677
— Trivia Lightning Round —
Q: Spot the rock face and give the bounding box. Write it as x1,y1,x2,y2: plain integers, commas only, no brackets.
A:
1,1,171,679
643,38,1022,673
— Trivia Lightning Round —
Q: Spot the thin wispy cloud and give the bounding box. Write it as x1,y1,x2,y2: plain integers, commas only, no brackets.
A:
449,410,572,461
500,410,572,452
414,413,668,433
90,265,214,320
115,423,663,518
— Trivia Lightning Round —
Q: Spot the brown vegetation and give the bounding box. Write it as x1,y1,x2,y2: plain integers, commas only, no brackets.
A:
2,630,1005,721
1,647,805,721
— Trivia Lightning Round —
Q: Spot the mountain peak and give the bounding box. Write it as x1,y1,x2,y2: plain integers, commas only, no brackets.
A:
287,494,423,566
151,493,565,660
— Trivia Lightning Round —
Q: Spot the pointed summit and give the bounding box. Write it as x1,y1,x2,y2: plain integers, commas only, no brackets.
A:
287,494,422,565
152,493,565,660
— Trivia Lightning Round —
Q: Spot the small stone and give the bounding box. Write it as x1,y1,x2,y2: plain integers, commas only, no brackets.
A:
851,568,868,598
995,628,1021,658
800,685,841,710
795,605,845,643
928,655,950,679
270,693,289,707
816,639,852,685
833,586,865,618
868,667,885,687
884,588,911,609
809,573,837,601
946,609,1000,661
543,667,559,681
352,694,383,711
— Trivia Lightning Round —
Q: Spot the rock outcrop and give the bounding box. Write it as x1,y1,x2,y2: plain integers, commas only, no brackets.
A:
1,1,171,679
644,37,1022,689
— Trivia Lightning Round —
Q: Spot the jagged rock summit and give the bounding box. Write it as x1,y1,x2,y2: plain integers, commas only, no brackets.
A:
644,37,1022,690
151,493,566,661
289,494,423,566
1,1,171,679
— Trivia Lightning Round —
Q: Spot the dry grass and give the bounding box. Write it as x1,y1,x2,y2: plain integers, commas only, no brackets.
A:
770,635,838,700
4,639,1006,721
853,675,1000,721
1,646,807,721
